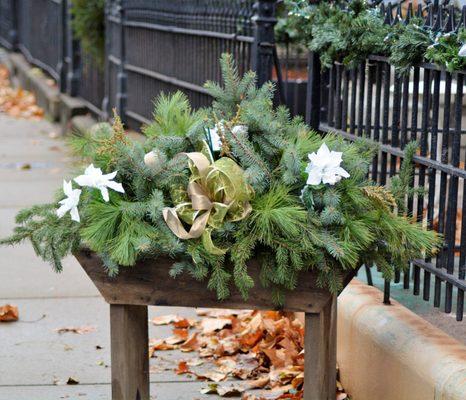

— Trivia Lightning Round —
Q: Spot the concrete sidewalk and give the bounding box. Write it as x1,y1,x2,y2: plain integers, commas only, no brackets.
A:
0,115,210,399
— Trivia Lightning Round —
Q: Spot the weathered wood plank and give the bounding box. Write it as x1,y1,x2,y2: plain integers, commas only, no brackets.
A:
303,295,337,400
75,250,339,313
110,304,149,400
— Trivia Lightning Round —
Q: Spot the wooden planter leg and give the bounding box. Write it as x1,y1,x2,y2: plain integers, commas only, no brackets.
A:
110,304,150,400
303,295,337,400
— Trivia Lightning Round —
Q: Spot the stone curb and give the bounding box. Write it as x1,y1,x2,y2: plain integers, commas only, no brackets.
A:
337,279,466,400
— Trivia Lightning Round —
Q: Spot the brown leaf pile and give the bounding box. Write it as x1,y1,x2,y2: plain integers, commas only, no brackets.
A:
150,309,349,399
0,304,19,322
0,65,44,119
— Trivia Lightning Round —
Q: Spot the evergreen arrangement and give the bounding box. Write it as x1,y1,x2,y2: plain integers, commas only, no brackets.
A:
282,0,466,73
1,55,441,304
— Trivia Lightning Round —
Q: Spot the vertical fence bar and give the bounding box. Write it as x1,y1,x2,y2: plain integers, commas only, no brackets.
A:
349,67,357,135
457,179,466,321
380,61,390,186
116,0,127,122
102,0,111,120
251,0,277,87
371,61,382,182
364,62,373,140
9,0,18,50
357,61,365,137
445,73,463,313
334,62,342,130
65,0,80,96
328,65,335,127
341,69,350,131
306,51,321,130
58,0,67,92
434,71,452,307
424,69,440,301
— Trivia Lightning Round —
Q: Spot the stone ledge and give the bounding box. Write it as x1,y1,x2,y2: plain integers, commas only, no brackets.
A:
8,53,60,121
337,279,466,400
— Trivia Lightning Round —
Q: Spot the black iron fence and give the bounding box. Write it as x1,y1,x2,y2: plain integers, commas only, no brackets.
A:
0,0,277,127
17,0,64,82
105,0,266,128
292,1,466,321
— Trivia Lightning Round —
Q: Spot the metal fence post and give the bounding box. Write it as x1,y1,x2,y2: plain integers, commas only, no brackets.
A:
9,0,18,50
306,51,321,130
251,0,277,87
101,0,111,120
58,0,68,93
116,0,127,123
65,0,80,96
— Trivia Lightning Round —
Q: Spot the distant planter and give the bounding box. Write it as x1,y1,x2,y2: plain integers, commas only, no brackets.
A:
75,249,356,400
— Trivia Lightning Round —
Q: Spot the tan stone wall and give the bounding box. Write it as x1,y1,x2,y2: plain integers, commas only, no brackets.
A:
337,280,466,400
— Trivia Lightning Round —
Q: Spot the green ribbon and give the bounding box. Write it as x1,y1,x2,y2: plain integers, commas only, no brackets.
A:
163,143,253,255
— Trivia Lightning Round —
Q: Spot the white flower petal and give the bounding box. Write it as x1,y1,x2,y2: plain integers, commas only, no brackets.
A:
74,175,94,187
106,181,125,193
459,43,466,57
63,180,73,197
100,187,110,202
70,207,80,222
334,166,350,178
328,151,343,167
84,164,98,175
322,173,338,185
56,204,68,218
102,171,118,180
307,169,323,185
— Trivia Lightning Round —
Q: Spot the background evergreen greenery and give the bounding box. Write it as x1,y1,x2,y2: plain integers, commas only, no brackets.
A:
71,0,106,68
282,0,466,73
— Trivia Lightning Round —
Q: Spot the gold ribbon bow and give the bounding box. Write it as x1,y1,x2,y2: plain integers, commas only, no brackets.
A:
163,145,253,255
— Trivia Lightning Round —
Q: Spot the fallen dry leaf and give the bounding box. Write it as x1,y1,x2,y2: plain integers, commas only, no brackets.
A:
200,317,232,333
175,361,191,375
173,318,195,328
195,371,228,383
0,304,18,322
172,328,189,340
54,326,96,335
149,338,178,355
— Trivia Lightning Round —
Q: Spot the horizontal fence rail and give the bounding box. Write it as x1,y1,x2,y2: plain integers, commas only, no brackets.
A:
286,0,466,321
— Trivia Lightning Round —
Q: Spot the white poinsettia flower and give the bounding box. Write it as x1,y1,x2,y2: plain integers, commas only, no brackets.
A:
459,43,466,57
74,164,124,202
56,180,81,222
305,143,350,186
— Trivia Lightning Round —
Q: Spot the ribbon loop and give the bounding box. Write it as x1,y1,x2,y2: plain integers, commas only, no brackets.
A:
163,143,253,254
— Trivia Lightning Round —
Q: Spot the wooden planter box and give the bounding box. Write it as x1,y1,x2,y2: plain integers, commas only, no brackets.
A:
75,249,355,400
